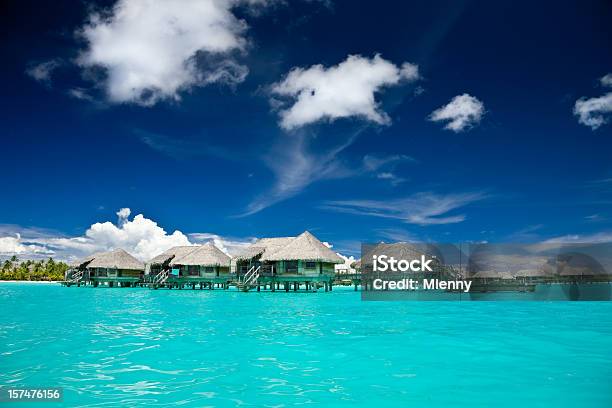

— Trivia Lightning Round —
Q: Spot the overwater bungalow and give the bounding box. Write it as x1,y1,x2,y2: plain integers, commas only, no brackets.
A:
145,245,198,278
234,231,343,291
166,243,232,288
85,248,144,287
63,253,102,285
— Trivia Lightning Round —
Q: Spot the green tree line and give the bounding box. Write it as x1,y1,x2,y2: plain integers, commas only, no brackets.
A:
1,256,69,281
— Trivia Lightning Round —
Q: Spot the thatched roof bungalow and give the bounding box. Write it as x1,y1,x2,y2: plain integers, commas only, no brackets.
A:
85,249,144,286
169,243,231,278
236,231,343,278
145,245,197,275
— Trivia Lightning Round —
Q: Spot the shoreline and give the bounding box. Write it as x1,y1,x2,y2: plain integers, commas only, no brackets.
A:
0,280,59,284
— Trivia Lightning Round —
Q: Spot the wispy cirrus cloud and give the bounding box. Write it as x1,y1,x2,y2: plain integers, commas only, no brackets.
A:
136,129,237,161
271,54,420,130
429,93,485,132
238,132,356,216
544,231,612,244
321,191,487,225
238,132,415,216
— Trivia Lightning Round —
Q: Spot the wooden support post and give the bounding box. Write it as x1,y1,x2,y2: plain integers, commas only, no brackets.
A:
285,283,289,292
354,282,358,291
329,281,332,291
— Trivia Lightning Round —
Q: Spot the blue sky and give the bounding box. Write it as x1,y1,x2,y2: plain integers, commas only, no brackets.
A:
1,0,611,260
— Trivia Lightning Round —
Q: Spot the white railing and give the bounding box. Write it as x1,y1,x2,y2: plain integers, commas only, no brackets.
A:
68,270,83,283
152,269,169,286
243,266,260,287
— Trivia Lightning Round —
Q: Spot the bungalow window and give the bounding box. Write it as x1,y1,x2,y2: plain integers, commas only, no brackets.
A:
305,261,316,269
188,265,199,276
204,266,214,274
285,261,298,273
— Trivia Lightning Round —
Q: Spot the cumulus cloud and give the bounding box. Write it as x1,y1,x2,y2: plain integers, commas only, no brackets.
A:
84,211,192,260
321,192,486,225
77,0,260,105
429,93,485,132
0,209,191,261
271,54,420,130
573,92,612,130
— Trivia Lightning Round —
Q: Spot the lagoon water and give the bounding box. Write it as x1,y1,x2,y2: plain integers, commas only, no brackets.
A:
1,283,611,407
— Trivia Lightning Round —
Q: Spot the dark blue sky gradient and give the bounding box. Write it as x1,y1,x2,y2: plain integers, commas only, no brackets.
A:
1,0,611,253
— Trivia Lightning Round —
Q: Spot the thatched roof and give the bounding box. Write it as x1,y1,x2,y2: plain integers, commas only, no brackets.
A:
69,253,102,268
86,249,144,270
261,231,343,263
361,243,440,266
170,243,231,266
147,246,198,265
233,237,295,261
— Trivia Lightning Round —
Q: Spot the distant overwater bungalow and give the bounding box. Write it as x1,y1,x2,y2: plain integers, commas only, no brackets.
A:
145,244,232,289
146,246,196,277
64,249,144,287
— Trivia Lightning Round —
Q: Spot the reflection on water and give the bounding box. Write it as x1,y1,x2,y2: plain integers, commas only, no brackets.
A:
0,283,611,407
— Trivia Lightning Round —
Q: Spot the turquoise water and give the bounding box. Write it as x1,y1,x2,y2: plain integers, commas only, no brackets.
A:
1,283,611,407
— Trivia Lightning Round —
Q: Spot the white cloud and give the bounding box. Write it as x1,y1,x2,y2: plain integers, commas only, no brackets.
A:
189,232,254,256
0,209,191,261
322,192,486,225
84,212,191,260
116,207,131,222
0,234,53,256
77,0,259,106
271,54,419,130
573,92,612,130
600,73,612,88
429,93,485,132
26,59,62,84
